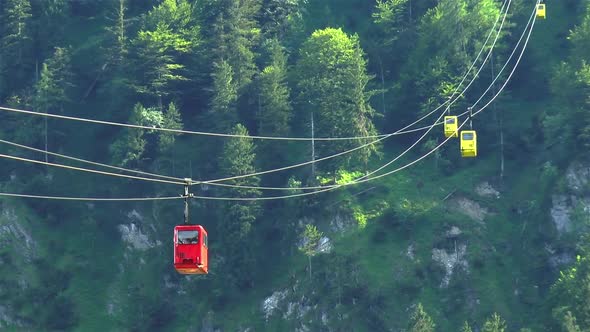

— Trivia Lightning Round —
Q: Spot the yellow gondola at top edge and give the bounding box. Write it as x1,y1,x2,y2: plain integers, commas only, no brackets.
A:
536,2,546,19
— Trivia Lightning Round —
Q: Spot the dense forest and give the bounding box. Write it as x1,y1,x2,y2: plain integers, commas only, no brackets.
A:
1,0,590,331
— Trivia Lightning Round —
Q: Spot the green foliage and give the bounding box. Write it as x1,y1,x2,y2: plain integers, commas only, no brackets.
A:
157,102,183,153
0,0,32,95
210,60,238,132
552,252,590,331
296,27,379,169
260,0,305,42
131,0,199,105
300,224,323,279
104,0,128,65
316,168,363,185
461,321,473,332
482,313,507,332
199,0,261,91
373,0,410,44
545,3,590,156
257,39,292,138
217,124,261,288
352,206,368,229
408,303,435,332
562,311,583,332
569,3,590,66
34,46,73,112
109,103,148,166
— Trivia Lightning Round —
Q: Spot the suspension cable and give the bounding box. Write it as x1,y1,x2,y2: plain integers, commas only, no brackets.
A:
0,0,510,143
0,192,183,201
0,4,537,203
0,0,515,192
0,153,185,185
185,4,539,200
0,139,185,182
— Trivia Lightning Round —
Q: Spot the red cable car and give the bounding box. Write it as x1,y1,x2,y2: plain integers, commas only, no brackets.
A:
173,224,208,274
173,178,208,275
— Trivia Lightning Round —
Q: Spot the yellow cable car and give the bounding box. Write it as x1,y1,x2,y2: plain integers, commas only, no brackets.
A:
460,130,477,157
536,4,546,19
444,116,459,138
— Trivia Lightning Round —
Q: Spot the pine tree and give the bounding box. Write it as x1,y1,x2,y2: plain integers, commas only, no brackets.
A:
210,60,238,132
33,47,73,160
408,303,435,332
0,0,32,96
198,0,261,91
157,102,183,153
296,28,379,170
131,0,199,107
461,321,473,332
109,103,149,166
482,313,507,332
257,39,292,171
217,124,261,288
299,224,322,279
104,0,128,66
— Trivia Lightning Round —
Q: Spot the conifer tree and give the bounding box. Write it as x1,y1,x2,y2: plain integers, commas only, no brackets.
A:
0,0,32,96
296,28,379,169
131,0,199,107
199,0,261,91
158,102,183,153
210,60,238,132
109,103,149,166
218,124,261,287
408,303,435,332
33,47,73,160
300,224,322,279
482,313,506,332
257,39,292,171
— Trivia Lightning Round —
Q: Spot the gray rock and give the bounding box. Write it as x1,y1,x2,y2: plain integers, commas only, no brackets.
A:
432,245,468,288
117,223,157,251
566,162,590,193
448,197,488,222
475,182,500,198
550,195,571,234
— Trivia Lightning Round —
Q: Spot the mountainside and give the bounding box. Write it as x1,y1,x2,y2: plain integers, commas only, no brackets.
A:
1,0,590,331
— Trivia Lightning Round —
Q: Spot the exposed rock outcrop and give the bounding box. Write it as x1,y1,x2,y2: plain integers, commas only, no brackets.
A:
432,244,468,288
475,182,500,199
448,197,488,222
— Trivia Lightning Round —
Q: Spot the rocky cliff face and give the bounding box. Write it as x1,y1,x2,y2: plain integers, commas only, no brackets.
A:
0,205,38,329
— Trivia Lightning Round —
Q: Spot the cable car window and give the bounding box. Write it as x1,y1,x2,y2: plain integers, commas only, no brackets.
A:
204,234,208,247
462,133,474,140
178,230,199,244
445,118,455,124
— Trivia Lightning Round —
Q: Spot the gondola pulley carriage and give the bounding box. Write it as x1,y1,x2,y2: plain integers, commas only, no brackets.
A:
173,179,208,274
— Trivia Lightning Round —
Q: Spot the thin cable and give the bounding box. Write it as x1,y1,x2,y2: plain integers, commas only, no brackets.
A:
0,139,185,182
188,4,538,201
0,0,511,194
0,153,185,185
0,105,388,141
457,2,537,118
0,192,183,201
190,124,461,201
0,13,535,203
473,2,537,117
194,0,512,188
0,1,510,142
